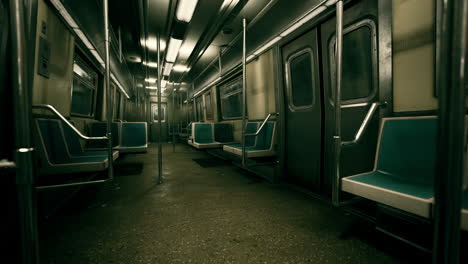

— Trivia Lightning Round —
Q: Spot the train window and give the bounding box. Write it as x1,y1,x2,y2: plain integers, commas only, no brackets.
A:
151,103,166,122
204,92,213,120
71,55,98,117
286,49,315,109
219,77,243,119
329,20,377,102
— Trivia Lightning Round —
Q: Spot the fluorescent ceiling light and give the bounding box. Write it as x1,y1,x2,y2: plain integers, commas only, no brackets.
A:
173,64,189,72
165,37,183,63
140,37,166,51
110,73,130,99
143,61,158,68
163,62,174,76
90,49,104,65
176,0,198,22
145,78,157,84
145,86,158,90
280,6,326,37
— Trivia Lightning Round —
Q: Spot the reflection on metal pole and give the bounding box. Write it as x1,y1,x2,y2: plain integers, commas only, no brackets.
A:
103,0,113,181
157,33,163,184
332,0,343,207
10,0,39,262
241,18,247,168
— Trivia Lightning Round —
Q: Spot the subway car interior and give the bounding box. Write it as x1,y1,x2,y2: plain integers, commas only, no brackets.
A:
2,0,468,263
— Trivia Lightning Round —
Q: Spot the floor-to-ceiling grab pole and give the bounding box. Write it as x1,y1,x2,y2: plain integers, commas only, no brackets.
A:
432,0,467,262
103,0,114,181
157,33,163,184
10,0,39,263
332,0,343,207
241,18,247,168
172,88,176,153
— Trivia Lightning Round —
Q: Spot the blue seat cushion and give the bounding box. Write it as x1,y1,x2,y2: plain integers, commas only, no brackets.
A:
347,171,434,199
120,123,147,147
194,124,214,144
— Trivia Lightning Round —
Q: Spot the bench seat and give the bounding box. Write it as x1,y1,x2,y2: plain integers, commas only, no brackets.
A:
341,117,437,218
35,119,109,175
223,121,276,158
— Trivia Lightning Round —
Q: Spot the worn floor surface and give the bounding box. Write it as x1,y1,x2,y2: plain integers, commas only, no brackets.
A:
39,144,430,263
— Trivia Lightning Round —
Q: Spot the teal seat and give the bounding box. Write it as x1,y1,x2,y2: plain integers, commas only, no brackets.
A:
118,122,148,153
194,123,215,144
342,117,437,218
223,121,276,158
35,119,108,175
62,121,119,160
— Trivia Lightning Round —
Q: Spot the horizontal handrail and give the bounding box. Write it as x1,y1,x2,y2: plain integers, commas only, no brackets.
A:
245,113,278,137
32,104,108,141
341,101,386,146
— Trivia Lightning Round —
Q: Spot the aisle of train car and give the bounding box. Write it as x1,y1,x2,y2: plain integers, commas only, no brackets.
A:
39,143,428,264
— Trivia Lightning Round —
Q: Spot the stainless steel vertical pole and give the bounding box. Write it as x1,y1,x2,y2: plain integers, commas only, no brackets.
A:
10,0,39,262
332,0,343,207
157,34,163,184
172,88,176,152
241,18,247,168
103,0,113,181
432,0,466,262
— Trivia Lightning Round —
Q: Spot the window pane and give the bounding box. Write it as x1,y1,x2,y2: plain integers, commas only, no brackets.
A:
289,52,314,107
205,92,213,119
342,27,373,100
71,79,94,116
330,25,374,101
152,104,166,122
219,78,243,119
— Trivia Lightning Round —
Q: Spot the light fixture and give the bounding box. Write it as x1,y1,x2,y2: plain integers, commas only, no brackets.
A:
143,61,158,68
74,29,94,50
173,64,189,72
145,86,158,90
165,37,183,63
90,50,104,65
253,36,282,56
176,0,199,23
140,37,166,51
145,78,157,83
111,73,131,99
163,62,174,76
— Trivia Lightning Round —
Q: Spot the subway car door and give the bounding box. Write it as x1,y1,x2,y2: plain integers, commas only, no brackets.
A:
321,0,381,195
281,29,323,192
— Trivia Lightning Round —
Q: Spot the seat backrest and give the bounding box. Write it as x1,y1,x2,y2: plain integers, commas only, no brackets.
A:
214,123,234,143
376,117,437,184
62,120,85,155
88,122,120,147
194,123,214,144
244,122,258,147
255,122,275,150
36,119,71,164
121,122,147,147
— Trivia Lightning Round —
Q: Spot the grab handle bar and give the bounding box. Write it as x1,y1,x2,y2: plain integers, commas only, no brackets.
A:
245,113,278,137
32,104,108,141
341,101,386,146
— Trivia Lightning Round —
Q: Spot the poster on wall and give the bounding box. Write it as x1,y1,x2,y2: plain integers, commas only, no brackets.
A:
152,103,166,122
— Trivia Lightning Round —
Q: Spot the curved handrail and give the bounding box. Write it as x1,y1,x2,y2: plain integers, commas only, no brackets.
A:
341,101,386,146
32,104,108,140
244,113,278,137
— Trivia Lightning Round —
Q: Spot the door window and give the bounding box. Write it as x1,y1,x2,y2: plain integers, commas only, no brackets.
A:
286,49,315,110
